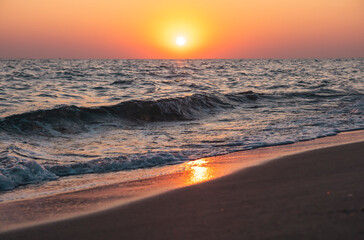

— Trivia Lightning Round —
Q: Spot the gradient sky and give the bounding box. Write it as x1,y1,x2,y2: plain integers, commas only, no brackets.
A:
0,0,363,59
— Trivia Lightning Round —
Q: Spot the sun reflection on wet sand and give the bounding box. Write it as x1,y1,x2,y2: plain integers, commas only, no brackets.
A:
184,158,214,185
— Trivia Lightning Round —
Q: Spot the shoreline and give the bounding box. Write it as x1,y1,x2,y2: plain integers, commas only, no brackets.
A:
0,130,363,234
1,139,363,239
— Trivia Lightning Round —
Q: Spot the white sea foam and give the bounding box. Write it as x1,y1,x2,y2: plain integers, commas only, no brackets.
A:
0,159,58,190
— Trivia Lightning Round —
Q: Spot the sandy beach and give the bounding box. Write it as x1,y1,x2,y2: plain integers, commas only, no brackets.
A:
1,137,363,239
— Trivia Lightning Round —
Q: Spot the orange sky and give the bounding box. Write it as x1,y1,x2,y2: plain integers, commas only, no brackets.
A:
0,0,363,59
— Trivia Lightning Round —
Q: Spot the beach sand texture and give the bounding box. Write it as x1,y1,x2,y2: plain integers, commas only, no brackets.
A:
1,141,363,240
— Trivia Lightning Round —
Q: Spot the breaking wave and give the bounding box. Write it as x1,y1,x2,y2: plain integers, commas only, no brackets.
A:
0,91,259,134
0,144,189,190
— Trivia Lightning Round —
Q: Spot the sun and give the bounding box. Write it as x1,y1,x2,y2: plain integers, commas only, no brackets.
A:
176,36,186,46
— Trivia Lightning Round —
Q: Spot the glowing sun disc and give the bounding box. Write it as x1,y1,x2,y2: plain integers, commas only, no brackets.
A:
176,36,186,46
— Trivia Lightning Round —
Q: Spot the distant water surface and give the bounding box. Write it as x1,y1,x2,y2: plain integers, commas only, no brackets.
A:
0,59,363,193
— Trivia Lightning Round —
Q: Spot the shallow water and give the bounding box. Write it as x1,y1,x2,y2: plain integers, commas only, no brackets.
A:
0,58,363,193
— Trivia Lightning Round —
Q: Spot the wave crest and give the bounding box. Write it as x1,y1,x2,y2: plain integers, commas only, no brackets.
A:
0,92,259,134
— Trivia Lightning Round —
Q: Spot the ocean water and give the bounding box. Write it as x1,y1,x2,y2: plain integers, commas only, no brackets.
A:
0,59,363,195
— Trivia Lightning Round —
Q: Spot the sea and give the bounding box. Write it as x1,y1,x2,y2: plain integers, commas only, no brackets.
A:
0,58,363,201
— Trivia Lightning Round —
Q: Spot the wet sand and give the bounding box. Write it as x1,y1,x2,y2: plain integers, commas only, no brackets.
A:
1,139,363,239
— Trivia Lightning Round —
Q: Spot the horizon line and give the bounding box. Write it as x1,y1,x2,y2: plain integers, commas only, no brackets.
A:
1,56,363,61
